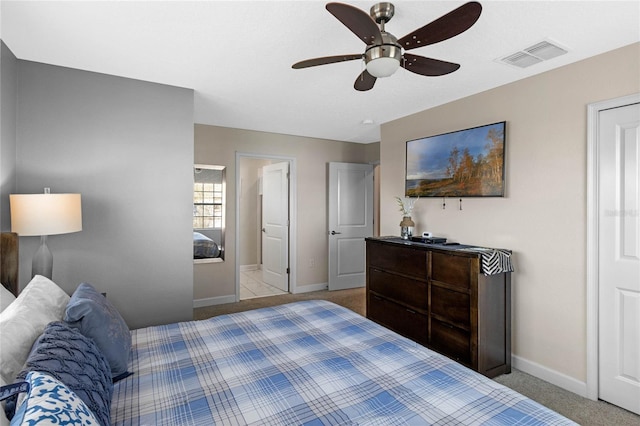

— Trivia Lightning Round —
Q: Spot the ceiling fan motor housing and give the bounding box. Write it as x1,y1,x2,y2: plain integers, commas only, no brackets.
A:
365,31,402,77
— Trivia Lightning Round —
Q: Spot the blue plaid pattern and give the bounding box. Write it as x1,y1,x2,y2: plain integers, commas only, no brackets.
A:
111,300,575,425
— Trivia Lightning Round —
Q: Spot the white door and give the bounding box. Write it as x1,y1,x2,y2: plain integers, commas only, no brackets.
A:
328,162,373,291
598,102,640,415
262,162,289,292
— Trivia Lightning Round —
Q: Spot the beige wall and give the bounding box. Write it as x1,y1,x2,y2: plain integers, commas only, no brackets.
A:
194,125,377,301
363,141,380,164
238,157,274,267
380,43,640,382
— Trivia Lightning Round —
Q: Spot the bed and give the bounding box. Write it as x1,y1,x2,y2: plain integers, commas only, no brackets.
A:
0,234,576,425
194,231,221,259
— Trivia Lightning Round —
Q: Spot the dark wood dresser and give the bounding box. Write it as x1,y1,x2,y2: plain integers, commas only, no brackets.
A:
366,236,511,378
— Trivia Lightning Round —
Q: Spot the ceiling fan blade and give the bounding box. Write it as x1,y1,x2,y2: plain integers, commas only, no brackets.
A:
292,54,363,69
354,70,376,91
398,1,482,51
402,53,460,76
326,2,382,45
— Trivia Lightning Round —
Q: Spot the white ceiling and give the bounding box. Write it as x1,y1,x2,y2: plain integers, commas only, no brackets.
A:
1,1,639,143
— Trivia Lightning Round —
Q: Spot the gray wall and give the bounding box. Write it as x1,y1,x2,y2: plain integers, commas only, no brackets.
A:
15,60,194,329
0,41,18,231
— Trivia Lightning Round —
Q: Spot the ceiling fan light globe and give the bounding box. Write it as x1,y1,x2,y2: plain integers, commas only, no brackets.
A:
365,41,402,78
366,57,400,78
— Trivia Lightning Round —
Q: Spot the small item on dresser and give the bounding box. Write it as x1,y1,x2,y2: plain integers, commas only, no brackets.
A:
427,237,447,244
410,236,447,244
399,216,415,240
395,197,417,240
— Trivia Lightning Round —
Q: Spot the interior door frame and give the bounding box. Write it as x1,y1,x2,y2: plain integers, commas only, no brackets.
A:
235,152,297,301
586,92,640,401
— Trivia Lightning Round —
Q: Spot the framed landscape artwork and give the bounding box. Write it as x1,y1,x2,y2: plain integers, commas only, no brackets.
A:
405,121,506,197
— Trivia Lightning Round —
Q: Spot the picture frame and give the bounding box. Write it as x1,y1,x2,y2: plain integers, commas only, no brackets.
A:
405,121,506,197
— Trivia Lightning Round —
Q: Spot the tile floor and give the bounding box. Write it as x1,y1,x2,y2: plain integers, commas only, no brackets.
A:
240,268,288,300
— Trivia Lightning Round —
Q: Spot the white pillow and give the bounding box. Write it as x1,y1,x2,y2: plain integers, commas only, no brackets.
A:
0,285,16,313
0,275,69,385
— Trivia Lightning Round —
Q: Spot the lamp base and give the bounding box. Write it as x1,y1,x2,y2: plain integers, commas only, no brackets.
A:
32,235,53,279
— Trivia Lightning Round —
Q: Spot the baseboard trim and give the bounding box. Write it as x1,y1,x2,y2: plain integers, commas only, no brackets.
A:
512,354,587,397
292,282,328,294
195,281,328,306
193,294,236,308
240,264,259,272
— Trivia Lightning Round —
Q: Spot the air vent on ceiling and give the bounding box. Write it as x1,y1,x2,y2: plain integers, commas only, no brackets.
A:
498,39,568,69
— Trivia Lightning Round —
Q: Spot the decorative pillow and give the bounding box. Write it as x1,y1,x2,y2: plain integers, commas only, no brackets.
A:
0,275,69,385
0,285,16,313
10,322,112,426
0,375,10,426
64,283,132,379
4,371,100,426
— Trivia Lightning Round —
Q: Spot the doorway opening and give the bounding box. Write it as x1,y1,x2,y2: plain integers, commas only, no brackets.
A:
235,153,297,301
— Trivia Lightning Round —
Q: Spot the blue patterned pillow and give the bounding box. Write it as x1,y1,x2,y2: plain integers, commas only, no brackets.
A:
11,322,112,426
8,371,100,425
64,282,132,379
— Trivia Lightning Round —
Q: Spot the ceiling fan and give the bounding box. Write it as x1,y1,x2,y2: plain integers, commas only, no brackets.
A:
292,2,482,91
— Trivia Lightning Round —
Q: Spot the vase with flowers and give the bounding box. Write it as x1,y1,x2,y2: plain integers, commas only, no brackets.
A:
395,196,418,240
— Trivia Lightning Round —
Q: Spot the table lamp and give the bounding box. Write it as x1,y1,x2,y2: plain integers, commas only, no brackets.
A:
10,188,82,279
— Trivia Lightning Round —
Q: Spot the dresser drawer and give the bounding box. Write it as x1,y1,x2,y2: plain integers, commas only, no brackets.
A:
369,268,427,311
430,319,471,365
368,293,428,345
367,242,427,279
430,285,470,329
431,252,471,290
365,238,511,377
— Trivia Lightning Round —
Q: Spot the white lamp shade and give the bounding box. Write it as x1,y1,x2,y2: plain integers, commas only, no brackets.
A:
366,57,401,78
10,193,82,236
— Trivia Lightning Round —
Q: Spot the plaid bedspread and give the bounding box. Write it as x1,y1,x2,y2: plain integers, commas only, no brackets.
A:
112,300,575,425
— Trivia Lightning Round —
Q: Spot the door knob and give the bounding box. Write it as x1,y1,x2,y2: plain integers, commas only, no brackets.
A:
330,230,342,235
262,228,266,232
